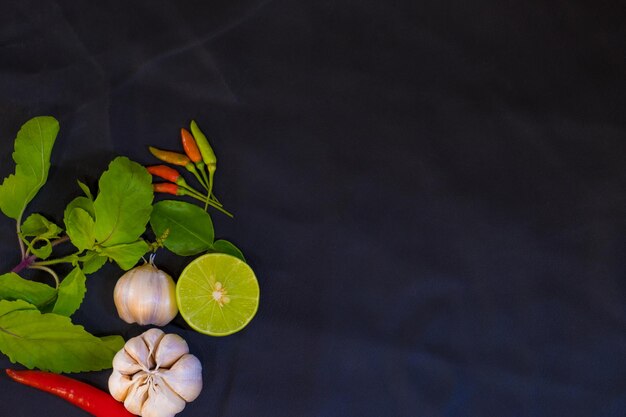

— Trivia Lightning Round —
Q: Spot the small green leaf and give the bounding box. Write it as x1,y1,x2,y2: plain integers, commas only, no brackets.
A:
150,200,214,256
64,196,95,219
0,300,122,373
81,251,108,274
94,157,153,247
0,117,59,220
210,239,246,262
100,240,149,270
77,180,94,200
28,238,52,260
52,267,86,316
0,273,56,309
65,208,96,251
21,214,62,239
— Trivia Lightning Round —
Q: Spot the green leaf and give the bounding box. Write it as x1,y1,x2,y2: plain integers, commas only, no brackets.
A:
0,300,121,373
64,196,95,219
28,238,52,260
21,214,62,239
210,239,246,262
0,117,59,220
100,335,124,352
65,207,95,251
93,157,153,247
81,251,108,274
52,267,86,316
150,200,214,256
0,299,35,316
77,180,93,200
0,273,56,309
100,240,149,270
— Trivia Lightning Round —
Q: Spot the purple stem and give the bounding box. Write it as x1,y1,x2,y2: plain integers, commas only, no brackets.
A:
11,255,36,273
10,235,70,274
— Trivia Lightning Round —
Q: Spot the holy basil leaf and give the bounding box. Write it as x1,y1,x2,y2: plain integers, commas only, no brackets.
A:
21,213,62,239
81,251,108,274
65,195,95,219
28,237,52,260
150,200,214,256
99,240,149,270
93,157,153,247
210,239,246,262
65,207,95,251
0,117,59,220
52,267,86,316
0,300,121,373
0,273,56,309
77,180,94,200
100,335,125,352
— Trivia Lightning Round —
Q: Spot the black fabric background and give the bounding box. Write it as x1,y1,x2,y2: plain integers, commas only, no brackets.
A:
0,1,625,416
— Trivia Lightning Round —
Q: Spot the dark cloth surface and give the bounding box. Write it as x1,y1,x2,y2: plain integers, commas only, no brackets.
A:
0,1,625,416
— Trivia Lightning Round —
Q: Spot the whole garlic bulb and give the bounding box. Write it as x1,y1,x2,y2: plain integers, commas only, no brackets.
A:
109,328,203,417
114,262,178,326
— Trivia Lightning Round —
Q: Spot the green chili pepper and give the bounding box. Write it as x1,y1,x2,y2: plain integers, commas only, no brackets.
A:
190,120,217,210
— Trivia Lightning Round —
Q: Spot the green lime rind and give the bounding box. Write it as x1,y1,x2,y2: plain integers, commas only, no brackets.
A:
177,253,259,336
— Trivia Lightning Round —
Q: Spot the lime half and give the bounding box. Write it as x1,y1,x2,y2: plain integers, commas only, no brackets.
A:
177,253,260,336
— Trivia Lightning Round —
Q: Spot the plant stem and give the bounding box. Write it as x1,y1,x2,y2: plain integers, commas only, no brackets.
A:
209,193,223,207
29,265,59,288
32,254,78,267
51,235,70,247
17,221,25,260
199,168,211,192
185,193,234,218
186,163,209,191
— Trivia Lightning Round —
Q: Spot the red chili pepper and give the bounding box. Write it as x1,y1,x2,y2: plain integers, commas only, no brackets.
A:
181,128,202,163
5,369,133,417
153,182,181,195
147,165,180,183
148,146,191,166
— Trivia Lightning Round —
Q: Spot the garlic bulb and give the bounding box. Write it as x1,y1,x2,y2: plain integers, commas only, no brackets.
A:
114,261,178,326
109,328,203,417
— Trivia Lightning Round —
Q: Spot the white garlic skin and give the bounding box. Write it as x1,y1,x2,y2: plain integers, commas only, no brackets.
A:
114,262,178,326
109,328,203,417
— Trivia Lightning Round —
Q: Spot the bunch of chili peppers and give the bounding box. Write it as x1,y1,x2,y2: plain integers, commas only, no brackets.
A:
148,120,233,217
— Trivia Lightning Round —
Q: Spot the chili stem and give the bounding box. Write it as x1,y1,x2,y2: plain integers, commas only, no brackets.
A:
29,265,59,289
179,183,207,200
199,167,211,192
209,192,223,206
186,193,233,218
186,164,209,191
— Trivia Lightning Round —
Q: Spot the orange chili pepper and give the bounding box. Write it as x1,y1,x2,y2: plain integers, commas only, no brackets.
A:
181,128,202,163
148,146,190,166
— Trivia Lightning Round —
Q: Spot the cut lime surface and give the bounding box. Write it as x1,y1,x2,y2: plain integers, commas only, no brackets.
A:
176,253,260,336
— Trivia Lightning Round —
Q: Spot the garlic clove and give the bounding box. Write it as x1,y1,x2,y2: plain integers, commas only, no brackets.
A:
124,332,155,370
154,333,189,369
108,370,135,402
142,328,165,360
140,376,187,417
159,354,203,402
123,373,150,415
112,348,144,375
